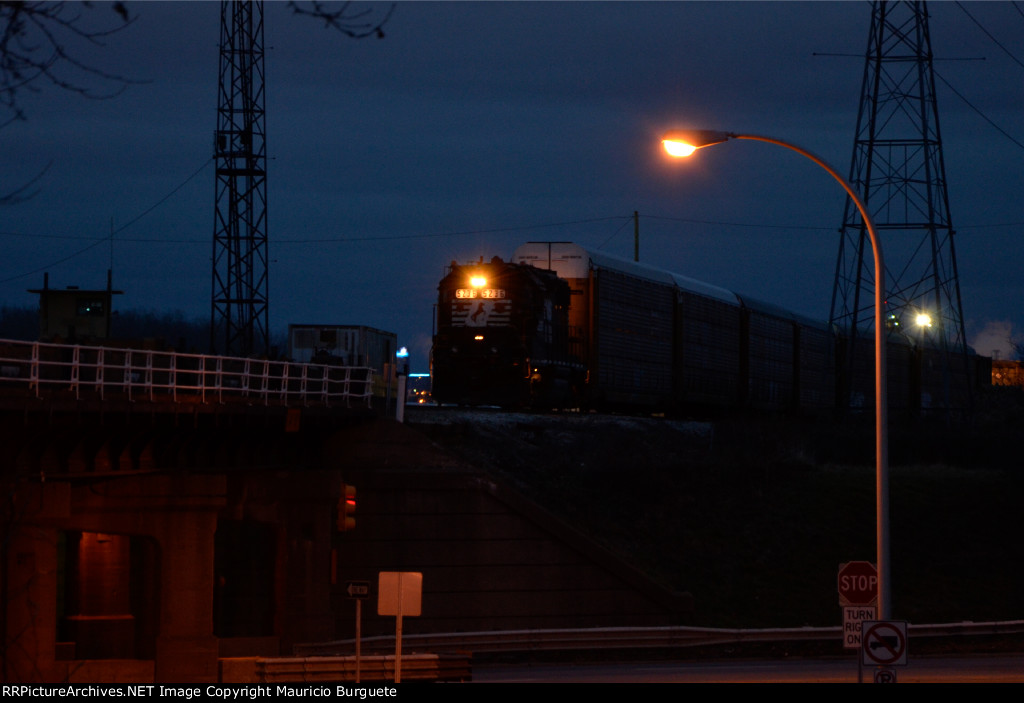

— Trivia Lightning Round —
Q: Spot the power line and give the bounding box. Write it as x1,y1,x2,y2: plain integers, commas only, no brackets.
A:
955,1,1024,72
112,157,212,236
820,4,1024,155
938,2,1024,152
0,215,634,245
0,158,212,284
597,215,633,250
642,214,833,231
268,216,633,243
3,212,1021,253
933,67,1024,152
0,237,109,284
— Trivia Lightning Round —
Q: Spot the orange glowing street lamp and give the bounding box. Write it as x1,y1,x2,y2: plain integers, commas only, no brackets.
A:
662,129,892,620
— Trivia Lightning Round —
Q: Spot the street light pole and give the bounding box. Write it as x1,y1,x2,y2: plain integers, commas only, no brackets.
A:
662,129,891,619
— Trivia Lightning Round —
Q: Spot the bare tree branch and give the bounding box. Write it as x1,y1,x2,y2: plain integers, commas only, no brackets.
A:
0,1,138,121
1,2,137,203
0,159,49,204
287,1,395,39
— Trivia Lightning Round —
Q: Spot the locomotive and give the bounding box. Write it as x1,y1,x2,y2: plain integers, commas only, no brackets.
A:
431,256,584,407
432,242,984,414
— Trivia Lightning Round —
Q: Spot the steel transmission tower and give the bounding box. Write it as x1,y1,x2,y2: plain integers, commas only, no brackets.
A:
830,0,968,409
211,0,269,357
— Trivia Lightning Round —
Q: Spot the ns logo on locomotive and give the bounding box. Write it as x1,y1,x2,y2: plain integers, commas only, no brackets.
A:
431,241,981,414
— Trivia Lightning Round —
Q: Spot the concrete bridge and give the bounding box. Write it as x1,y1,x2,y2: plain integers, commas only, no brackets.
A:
0,338,378,682
0,339,690,684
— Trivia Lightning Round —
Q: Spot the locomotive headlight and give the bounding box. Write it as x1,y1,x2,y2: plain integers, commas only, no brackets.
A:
470,275,487,288
915,312,932,328
474,335,484,341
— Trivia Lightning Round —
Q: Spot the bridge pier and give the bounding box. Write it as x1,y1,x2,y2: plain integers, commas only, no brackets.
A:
3,474,226,682
0,399,365,684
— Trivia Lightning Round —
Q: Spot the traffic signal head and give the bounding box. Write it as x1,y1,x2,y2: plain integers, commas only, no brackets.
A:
338,484,356,531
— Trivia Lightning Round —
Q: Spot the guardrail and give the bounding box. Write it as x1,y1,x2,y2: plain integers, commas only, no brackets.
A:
250,654,472,683
295,620,1024,657
0,338,373,408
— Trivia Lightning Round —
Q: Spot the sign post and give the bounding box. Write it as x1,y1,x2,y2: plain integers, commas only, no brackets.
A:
378,571,422,683
346,580,370,683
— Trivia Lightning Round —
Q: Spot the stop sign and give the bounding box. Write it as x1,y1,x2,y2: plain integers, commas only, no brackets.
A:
838,561,878,606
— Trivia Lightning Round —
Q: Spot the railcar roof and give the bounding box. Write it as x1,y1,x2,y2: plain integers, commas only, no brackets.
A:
514,241,739,305
590,249,740,305
734,293,831,331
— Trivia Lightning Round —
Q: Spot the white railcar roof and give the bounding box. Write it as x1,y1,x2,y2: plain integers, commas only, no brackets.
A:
513,241,739,305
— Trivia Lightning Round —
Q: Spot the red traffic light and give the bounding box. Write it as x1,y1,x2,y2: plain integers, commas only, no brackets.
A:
338,484,356,531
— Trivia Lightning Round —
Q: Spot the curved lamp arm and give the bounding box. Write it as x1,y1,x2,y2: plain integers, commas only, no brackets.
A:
662,129,891,619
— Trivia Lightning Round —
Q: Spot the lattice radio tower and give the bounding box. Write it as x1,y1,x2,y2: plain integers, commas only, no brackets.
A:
211,0,269,357
830,0,968,409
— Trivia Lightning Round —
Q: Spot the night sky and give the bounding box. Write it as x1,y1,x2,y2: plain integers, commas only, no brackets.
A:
2,1,1023,370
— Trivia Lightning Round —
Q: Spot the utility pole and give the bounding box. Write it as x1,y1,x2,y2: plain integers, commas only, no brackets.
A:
830,0,969,412
211,0,269,357
633,210,639,262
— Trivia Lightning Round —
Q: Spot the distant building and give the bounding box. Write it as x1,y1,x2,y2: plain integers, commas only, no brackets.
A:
992,360,1024,388
288,324,397,374
407,372,433,404
28,274,122,343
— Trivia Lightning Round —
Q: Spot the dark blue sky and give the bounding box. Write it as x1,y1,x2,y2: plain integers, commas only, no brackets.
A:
2,1,1023,369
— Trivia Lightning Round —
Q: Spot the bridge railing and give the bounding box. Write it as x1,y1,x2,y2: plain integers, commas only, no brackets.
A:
0,338,373,408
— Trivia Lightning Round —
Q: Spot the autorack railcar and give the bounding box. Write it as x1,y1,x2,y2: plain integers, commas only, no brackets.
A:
511,241,836,412
432,241,982,414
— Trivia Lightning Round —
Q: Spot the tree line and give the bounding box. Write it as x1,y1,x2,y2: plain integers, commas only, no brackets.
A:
0,304,287,355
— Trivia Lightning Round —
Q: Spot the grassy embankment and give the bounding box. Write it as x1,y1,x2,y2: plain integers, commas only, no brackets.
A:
414,393,1024,630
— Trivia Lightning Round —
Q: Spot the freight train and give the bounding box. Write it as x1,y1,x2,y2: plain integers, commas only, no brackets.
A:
431,241,984,414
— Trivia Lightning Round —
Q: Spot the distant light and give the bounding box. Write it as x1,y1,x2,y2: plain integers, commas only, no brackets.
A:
474,335,484,341
470,275,487,288
397,347,409,358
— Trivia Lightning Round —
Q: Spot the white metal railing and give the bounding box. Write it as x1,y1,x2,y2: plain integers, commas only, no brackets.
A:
0,338,373,408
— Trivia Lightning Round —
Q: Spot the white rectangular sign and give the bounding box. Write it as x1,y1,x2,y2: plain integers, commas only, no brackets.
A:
377,571,423,617
842,605,877,649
